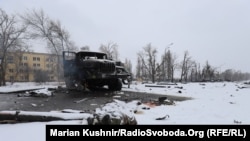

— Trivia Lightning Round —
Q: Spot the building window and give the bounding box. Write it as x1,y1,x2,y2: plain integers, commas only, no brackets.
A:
7,56,14,63
9,76,14,81
50,76,54,81
9,69,14,73
33,63,40,68
46,58,54,62
23,69,28,73
46,64,53,69
25,75,29,81
20,63,28,67
23,56,28,61
33,57,40,61
21,75,29,81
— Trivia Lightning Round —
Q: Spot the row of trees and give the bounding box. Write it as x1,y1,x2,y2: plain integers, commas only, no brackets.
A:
1,8,249,86
0,8,78,86
95,37,250,83
135,43,250,83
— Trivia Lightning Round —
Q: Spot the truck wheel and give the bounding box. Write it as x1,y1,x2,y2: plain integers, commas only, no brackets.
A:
108,79,122,91
116,79,122,91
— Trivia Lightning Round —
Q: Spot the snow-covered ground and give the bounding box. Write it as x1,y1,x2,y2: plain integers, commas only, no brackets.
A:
124,81,250,124
0,81,250,140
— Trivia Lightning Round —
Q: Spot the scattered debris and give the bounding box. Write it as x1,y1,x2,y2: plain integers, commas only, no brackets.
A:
31,103,37,107
136,101,142,105
234,120,242,124
143,97,176,106
142,107,150,110
74,98,89,103
0,87,45,94
163,99,175,105
17,87,55,97
155,114,170,120
133,110,144,114
158,97,167,103
175,86,183,89
116,91,124,95
61,109,84,113
143,102,157,108
156,82,177,85
87,111,137,125
145,85,166,88
244,81,250,85
17,93,31,97
113,95,121,98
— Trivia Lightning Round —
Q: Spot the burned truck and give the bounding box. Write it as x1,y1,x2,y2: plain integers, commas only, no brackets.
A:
62,51,131,91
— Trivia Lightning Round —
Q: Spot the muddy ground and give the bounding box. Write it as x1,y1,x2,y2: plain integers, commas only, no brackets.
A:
0,87,192,113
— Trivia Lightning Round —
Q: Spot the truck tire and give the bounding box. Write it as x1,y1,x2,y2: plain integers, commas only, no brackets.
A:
108,79,122,91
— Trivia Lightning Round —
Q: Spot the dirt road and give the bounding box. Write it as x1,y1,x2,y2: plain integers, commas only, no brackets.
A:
0,88,192,113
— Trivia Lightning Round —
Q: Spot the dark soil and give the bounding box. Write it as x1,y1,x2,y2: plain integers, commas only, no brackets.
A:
0,87,192,113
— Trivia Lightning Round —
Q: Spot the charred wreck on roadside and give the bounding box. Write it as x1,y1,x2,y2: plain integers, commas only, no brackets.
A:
62,51,131,91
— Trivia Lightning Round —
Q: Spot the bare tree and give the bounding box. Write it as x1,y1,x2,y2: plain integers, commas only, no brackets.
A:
135,56,142,81
123,58,133,82
99,41,119,60
221,69,233,81
48,20,78,53
163,50,178,82
137,43,159,83
180,51,188,82
189,61,202,82
158,43,175,82
0,9,28,86
124,58,132,73
21,9,77,81
201,61,215,81
21,9,77,52
180,51,193,82
80,45,90,51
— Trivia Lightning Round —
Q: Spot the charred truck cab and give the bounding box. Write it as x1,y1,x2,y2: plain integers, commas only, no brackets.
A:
62,51,131,91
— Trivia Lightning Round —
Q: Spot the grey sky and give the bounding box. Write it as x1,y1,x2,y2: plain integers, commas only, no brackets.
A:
2,0,250,72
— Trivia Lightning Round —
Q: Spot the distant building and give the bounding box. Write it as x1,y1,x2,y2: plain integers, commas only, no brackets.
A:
5,52,60,82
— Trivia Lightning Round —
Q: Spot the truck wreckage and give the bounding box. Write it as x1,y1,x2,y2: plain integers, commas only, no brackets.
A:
62,51,131,91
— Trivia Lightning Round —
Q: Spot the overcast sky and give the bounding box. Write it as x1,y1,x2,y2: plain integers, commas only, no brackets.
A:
1,0,250,73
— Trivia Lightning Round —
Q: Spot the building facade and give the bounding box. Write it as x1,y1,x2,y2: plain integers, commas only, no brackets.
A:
5,52,60,82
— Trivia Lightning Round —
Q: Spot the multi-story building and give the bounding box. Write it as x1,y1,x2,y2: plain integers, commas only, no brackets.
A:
5,52,60,82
